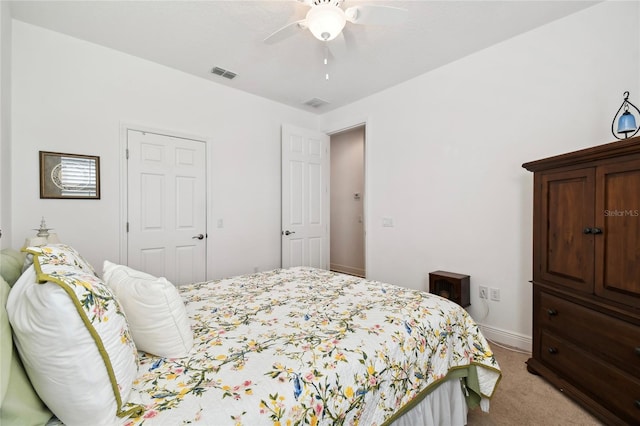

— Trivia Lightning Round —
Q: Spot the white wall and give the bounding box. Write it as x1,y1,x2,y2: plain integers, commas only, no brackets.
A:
320,1,640,349
330,127,365,276
9,2,640,349
0,1,12,248
11,20,319,277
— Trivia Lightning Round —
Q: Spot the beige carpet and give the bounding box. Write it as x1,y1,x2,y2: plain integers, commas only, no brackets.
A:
466,343,603,426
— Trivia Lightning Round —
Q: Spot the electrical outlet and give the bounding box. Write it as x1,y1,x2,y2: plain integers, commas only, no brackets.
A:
479,286,488,299
490,288,501,301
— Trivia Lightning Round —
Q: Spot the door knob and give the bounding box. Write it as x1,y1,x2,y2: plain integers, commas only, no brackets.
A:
192,234,204,240
283,230,295,236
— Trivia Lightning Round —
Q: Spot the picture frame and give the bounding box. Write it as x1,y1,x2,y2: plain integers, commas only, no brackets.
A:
39,151,100,199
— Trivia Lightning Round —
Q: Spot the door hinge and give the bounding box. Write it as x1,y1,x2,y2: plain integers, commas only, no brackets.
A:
126,148,129,160
126,222,129,232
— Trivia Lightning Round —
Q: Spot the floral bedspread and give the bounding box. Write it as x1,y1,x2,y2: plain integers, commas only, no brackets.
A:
124,267,501,426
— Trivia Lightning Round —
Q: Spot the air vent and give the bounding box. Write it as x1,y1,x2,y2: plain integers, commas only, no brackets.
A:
211,66,237,80
303,98,330,108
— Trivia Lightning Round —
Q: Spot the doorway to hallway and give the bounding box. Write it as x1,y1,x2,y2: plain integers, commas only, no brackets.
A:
330,125,365,277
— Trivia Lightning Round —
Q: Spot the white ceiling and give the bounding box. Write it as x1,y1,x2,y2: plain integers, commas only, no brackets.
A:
9,0,598,114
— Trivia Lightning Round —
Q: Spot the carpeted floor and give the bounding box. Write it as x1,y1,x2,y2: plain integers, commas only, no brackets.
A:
466,343,603,425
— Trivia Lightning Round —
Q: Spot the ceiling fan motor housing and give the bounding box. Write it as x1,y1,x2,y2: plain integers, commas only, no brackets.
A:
306,0,343,6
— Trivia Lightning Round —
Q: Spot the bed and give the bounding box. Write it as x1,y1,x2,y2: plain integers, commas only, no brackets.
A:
3,244,501,426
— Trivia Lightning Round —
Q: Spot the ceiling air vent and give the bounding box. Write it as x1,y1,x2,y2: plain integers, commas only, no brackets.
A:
211,66,237,80
303,98,329,108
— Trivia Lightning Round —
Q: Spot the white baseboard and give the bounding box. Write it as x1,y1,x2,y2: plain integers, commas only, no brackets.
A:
478,324,532,353
330,263,365,278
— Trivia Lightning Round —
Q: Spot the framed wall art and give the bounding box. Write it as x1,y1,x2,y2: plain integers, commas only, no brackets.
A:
39,151,100,199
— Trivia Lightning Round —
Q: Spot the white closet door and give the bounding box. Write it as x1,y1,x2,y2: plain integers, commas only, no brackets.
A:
281,124,329,269
127,130,207,285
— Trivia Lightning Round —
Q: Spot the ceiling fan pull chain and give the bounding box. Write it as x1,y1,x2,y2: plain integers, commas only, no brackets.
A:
324,43,330,80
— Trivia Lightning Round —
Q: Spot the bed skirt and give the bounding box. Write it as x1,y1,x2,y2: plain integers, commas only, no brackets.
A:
45,378,476,426
390,378,469,426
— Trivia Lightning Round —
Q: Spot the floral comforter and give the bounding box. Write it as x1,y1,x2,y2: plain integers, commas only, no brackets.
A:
124,267,501,426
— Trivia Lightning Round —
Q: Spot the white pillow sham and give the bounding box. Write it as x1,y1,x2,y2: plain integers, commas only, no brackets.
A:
102,261,193,358
7,263,140,426
24,243,95,275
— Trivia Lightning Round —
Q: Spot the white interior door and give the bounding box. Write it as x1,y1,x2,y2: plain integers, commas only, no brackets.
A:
127,130,207,285
281,124,329,269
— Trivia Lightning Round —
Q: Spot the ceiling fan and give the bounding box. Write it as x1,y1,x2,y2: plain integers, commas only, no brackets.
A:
264,0,408,45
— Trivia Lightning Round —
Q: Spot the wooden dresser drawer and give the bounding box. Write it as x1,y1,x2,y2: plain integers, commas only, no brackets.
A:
538,291,640,376
540,331,640,424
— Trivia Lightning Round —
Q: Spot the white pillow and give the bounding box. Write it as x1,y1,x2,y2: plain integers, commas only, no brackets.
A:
7,264,140,426
102,261,193,358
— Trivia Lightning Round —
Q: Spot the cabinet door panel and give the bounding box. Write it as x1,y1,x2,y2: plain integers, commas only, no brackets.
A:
595,158,640,307
539,169,595,292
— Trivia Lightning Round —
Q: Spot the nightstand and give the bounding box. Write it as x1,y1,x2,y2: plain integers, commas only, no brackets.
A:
429,271,470,307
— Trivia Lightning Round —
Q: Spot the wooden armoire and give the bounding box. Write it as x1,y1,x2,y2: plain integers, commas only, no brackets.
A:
522,136,640,425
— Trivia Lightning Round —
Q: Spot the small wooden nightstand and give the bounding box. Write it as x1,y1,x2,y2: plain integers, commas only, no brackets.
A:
429,271,470,307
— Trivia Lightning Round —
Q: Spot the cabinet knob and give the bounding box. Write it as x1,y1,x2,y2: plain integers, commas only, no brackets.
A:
635,400,640,409
635,347,640,356
547,347,558,354
583,227,592,234
547,308,558,316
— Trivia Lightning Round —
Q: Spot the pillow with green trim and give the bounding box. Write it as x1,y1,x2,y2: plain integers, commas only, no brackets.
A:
7,258,141,425
23,244,95,276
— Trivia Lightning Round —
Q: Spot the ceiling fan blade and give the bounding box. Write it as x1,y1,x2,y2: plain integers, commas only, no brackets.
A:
344,5,408,26
264,19,307,44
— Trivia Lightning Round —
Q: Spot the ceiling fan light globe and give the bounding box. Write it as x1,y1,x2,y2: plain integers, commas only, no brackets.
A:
306,4,346,41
